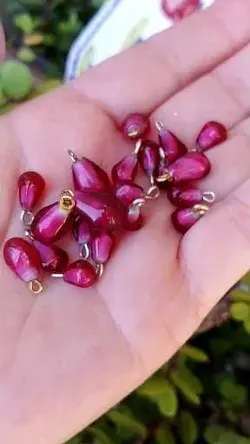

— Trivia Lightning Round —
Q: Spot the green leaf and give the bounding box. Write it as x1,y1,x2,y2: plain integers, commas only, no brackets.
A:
178,411,198,444
107,408,147,438
230,289,250,303
138,376,175,397
156,386,178,418
17,46,36,63
14,13,35,34
155,426,176,444
89,427,116,444
138,377,178,417
231,302,250,321
65,435,82,444
204,425,229,444
218,378,247,406
0,61,33,101
170,367,203,405
180,345,209,362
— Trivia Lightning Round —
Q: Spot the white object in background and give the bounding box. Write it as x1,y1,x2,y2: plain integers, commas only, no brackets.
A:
65,0,214,82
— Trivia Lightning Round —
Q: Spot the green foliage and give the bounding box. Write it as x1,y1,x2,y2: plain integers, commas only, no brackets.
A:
107,406,147,439
204,425,250,444
155,426,176,444
170,364,203,405
138,376,178,417
178,411,198,444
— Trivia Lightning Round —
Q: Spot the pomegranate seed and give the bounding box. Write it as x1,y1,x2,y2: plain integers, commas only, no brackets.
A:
161,0,200,22
114,183,144,207
122,113,150,140
73,217,92,244
167,152,211,185
18,171,45,211
63,260,97,288
91,232,115,264
157,125,187,164
34,241,69,273
72,157,111,193
31,201,73,244
4,237,41,282
75,191,124,232
167,186,203,208
196,121,228,152
138,140,161,177
112,155,138,184
171,205,208,234
123,205,144,231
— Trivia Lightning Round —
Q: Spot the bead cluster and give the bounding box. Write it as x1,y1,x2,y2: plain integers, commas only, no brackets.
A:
3,114,227,294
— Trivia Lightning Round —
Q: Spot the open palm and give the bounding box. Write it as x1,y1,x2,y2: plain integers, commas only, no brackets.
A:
1,1,250,443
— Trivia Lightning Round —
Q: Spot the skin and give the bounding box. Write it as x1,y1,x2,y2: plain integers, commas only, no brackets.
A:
1,0,250,442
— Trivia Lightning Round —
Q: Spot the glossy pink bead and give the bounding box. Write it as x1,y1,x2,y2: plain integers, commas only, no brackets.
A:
112,155,138,184
122,113,150,140
31,202,73,244
18,171,45,211
168,152,211,185
158,128,187,164
171,207,204,234
91,233,115,264
73,217,92,244
161,0,200,21
34,241,69,273
3,237,41,282
123,206,144,231
138,141,161,177
196,121,228,152
63,260,97,288
115,183,144,207
167,186,203,208
72,157,111,193
75,191,124,232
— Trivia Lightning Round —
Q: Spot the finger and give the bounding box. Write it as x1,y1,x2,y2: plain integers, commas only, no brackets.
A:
180,178,250,318
73,0,250,120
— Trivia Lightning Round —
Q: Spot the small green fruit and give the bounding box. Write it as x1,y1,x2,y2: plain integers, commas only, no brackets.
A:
0,61,33,101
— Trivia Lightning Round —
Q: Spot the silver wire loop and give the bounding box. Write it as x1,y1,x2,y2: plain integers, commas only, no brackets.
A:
96,263,104,278
21,210,34,227
52,273,64,278
80,243,90,260
145,185,160,200
24,229,34,241
132,139,142,156
68,149,78,163
155,121,165,132
202,191,216,204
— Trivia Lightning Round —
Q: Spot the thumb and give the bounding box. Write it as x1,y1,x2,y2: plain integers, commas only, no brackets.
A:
181,177,250,318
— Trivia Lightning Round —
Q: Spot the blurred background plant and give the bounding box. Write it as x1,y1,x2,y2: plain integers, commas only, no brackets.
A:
1,1,250,443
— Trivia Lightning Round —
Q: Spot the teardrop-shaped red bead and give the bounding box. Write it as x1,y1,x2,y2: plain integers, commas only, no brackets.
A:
75,191,124,232
4,237,41,282
112,155,138,184
158,128,187,164
31,202,73,244
91,233,115,264
171,207,203,234
161,0,200,22
196,121,227,152
122,113,150,140
167,186,203,208
73,217,92,244
18,171,45,211
168,152,211,185
138,140,161,177
34,240,69,273
114,183,144,207
63,260,97,288
72,157,111,193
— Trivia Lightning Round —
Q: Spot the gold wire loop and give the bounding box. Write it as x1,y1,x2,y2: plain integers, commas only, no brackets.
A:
146,185,160,200
193,204,209,217
80,243,90,260
202,191,216,204
130,198,146,213
59,189,75,211
156,170,173,183
20,210,34,227
68,149,78,163
132,139,142,156
28,279,44,295
96,263,104,278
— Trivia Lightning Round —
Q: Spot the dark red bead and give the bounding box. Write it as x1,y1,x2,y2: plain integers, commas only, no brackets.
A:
168,152,211,185
3,237,41,282
196,121,228,152
75,191,124,232
63,260,97,288
91,233,115,264
18,171,45,211
167,186,203,208
158,128,187,164
73,217,92,244
114,183,144,207
171,206,206,234
31,202,73,244
138,140,161,177
72,157,111,193
34,241,69,273
161,0,200,22
122,113,150,140
112,155,138,184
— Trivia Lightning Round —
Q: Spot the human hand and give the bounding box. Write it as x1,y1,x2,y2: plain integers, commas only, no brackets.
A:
1,1,250,442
